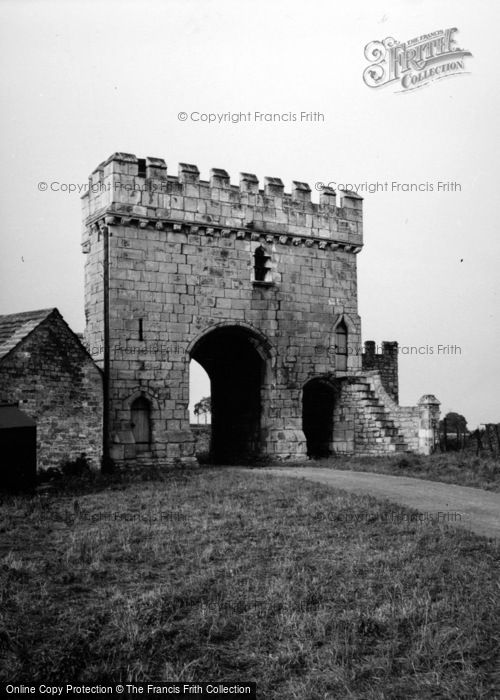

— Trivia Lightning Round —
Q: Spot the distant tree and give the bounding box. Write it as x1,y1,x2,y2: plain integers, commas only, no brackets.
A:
440,412,468,450
194,396,211,424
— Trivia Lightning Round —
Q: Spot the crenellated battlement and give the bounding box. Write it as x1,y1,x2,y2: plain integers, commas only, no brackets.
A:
82,153,363,249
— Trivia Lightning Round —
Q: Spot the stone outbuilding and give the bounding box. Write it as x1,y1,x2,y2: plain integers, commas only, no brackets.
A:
0,308,103,470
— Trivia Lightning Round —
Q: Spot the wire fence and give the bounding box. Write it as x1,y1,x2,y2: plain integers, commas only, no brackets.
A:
439,423,500,456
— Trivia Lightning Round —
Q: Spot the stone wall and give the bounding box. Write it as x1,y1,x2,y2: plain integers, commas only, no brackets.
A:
191,425,211,454
362,371,420,452
362,341,399,402
0,311,103,469
328,377,414,455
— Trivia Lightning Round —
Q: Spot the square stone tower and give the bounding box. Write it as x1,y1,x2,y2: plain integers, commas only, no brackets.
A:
82,153,438,466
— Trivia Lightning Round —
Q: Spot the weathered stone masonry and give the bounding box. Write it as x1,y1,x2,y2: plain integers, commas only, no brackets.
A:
362,341,398,402
82,152,439,465
0,309,103,469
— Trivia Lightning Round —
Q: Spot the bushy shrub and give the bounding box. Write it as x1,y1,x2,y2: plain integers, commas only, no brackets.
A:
60,453,91,478
38,467,63,483
396,457,411,469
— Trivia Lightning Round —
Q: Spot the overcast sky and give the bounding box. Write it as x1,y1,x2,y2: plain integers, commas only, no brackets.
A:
0,0,498,428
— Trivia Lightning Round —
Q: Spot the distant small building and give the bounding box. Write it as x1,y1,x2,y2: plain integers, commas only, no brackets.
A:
0,308,103,470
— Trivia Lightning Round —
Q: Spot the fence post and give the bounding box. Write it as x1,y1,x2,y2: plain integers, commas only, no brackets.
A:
485,424,494,454
494,425,500,456
418,395,441,455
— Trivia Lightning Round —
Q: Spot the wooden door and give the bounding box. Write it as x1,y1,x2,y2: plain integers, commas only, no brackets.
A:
131,397,151,452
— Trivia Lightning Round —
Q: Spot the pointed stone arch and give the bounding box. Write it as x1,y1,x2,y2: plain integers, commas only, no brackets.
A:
332,312,357,335
187,320,276,370
123,388,160,411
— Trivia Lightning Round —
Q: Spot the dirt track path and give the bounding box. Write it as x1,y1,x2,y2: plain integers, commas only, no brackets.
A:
253,467,500,540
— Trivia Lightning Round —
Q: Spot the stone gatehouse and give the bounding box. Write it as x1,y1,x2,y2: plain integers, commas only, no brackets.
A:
82,153,440,466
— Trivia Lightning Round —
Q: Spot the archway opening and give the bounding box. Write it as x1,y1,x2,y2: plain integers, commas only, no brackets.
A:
189,359,211,461
190,326,267,464
302,379,335,458
189,360,211,425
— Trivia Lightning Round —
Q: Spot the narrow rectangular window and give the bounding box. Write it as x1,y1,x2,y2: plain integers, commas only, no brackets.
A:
139,318,144,341
138,158,146,177
335,321,348,371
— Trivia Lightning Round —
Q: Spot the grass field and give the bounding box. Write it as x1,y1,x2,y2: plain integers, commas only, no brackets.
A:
299,452,500,492
1,468,499,698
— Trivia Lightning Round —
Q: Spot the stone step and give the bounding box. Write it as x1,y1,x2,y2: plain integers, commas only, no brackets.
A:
362,409,390,418
353,379,410,453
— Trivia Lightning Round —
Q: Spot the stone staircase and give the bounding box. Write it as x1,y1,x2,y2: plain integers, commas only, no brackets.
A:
349,379,411,455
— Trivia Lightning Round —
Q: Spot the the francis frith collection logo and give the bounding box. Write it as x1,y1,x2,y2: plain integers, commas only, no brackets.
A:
363,28,472,92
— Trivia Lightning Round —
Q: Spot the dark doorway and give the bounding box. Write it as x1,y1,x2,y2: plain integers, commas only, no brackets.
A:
0,405,37,491
302,379,335,458
190,327,266,464
131,396,151,453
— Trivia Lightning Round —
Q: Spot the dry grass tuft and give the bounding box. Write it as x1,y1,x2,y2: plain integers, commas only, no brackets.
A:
306,451,500,491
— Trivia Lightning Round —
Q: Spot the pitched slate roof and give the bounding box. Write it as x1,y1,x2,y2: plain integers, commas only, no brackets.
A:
0,308,56,361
